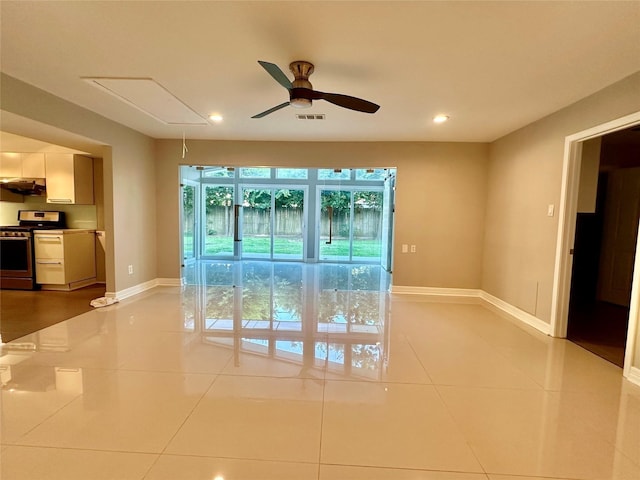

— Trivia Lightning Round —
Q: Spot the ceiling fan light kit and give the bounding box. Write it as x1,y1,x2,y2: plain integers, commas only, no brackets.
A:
252,60,380,118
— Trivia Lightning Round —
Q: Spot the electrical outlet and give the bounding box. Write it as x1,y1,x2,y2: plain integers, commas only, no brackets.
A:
410,245,416,253
128,265,133,275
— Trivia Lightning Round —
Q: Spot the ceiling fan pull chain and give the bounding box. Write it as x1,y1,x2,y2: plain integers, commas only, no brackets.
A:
182,132,189,159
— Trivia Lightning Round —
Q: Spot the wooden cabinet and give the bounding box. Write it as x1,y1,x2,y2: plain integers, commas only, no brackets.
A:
0,152,22,177
45,154,94,204
0,152,45,178
34,230,96,290
22,153,46,177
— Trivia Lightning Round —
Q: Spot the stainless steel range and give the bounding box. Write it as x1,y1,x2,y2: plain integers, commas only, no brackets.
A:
0,210,66,290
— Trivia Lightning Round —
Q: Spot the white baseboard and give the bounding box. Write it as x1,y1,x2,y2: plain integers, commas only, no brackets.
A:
391,285,482,297
107,277,182,301
627,366,640,387
480,291,552,336
391,285,551,336
110,279,157,301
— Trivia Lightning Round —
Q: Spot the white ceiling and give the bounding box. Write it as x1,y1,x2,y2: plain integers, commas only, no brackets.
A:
0,131,90,154
1,1,639,143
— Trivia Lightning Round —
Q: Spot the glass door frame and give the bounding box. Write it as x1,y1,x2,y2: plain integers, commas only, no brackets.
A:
180,166,395,266
199,183,238,260
180,179,200,264
239,184,308,261
317,185,352,263
381,173,396,272
316,185,385,264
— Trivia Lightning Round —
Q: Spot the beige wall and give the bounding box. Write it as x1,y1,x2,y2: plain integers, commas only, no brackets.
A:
1,74,157,294
155,140,488,288
483,71,640,324
5,69,640,376
0,199,97,228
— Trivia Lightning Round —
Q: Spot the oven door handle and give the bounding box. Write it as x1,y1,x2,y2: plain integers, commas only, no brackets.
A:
0,236,30,240
35,260,63,265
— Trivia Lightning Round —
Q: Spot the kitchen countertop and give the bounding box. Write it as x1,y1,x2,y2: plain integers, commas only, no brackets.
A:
33,229,96,234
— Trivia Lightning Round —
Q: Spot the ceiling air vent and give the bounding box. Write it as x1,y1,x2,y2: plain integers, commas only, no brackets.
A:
296,114,325,120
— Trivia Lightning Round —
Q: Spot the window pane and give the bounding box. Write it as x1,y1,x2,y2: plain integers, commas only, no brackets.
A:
202,167,235,178
318,168,351,180
355,168,386,180
204,186,234,256
276,168,308,179
240,167,271,178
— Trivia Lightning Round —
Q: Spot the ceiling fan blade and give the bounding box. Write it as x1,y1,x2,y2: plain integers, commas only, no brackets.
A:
251,101,290,118
258,61,293,90
312,90,380,114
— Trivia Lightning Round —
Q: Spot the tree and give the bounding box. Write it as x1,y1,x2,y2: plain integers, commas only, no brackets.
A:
275,189,303,209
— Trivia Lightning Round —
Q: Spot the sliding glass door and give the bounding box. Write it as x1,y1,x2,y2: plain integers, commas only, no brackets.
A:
318,187,384,263
352,190,384,262
380,173,395,272
319,189,351,262
241,187,305,260
273,188,305,259
181,182,198,263
241,188,272,258
203,185,235,258
181,166,393,265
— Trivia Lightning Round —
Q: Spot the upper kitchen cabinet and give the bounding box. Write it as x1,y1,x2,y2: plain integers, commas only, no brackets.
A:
45,154,94,204
22,153,46,177
0,152,21,177
0,152,45,178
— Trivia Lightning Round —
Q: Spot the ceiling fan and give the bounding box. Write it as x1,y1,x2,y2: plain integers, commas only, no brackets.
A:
252,60,380,118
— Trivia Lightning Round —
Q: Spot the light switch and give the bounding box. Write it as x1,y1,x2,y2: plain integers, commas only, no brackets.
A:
547,204,555,217
402,244,408,253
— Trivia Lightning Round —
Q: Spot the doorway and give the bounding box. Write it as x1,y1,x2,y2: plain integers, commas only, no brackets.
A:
317,187,385,263
563,125,640,368
181,181,198,264
241,186,306,260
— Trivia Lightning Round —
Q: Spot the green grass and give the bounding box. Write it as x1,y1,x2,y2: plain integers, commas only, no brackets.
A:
185,234,382,258
319,238,381,258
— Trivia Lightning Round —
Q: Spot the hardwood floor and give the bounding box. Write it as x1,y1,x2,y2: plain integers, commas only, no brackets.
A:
0,284,105,343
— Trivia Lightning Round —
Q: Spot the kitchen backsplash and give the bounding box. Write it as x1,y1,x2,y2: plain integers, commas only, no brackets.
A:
0,198,97,229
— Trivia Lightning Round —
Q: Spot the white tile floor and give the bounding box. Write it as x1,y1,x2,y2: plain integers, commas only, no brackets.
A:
1,262,639,479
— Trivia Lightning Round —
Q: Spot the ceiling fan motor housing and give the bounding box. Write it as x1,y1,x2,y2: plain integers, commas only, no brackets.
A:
290,61,314,108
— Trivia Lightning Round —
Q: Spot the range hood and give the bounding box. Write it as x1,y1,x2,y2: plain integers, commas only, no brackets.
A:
0,178,46,196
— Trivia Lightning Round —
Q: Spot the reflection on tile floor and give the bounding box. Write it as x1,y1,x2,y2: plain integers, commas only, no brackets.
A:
1,261,639,479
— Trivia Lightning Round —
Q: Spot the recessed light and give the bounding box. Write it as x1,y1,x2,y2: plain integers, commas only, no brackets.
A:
209,114,223,123
433,114,449,123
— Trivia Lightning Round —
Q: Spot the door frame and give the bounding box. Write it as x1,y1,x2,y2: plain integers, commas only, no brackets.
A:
240,184,308,261
551,111,640,380
315,185,385,263
180,179,200,263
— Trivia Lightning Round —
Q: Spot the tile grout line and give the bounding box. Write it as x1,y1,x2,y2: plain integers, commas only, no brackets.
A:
7,366,119,442
155,373,221,459
317,338,329,480
431,383,489,477
404,333,436,385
